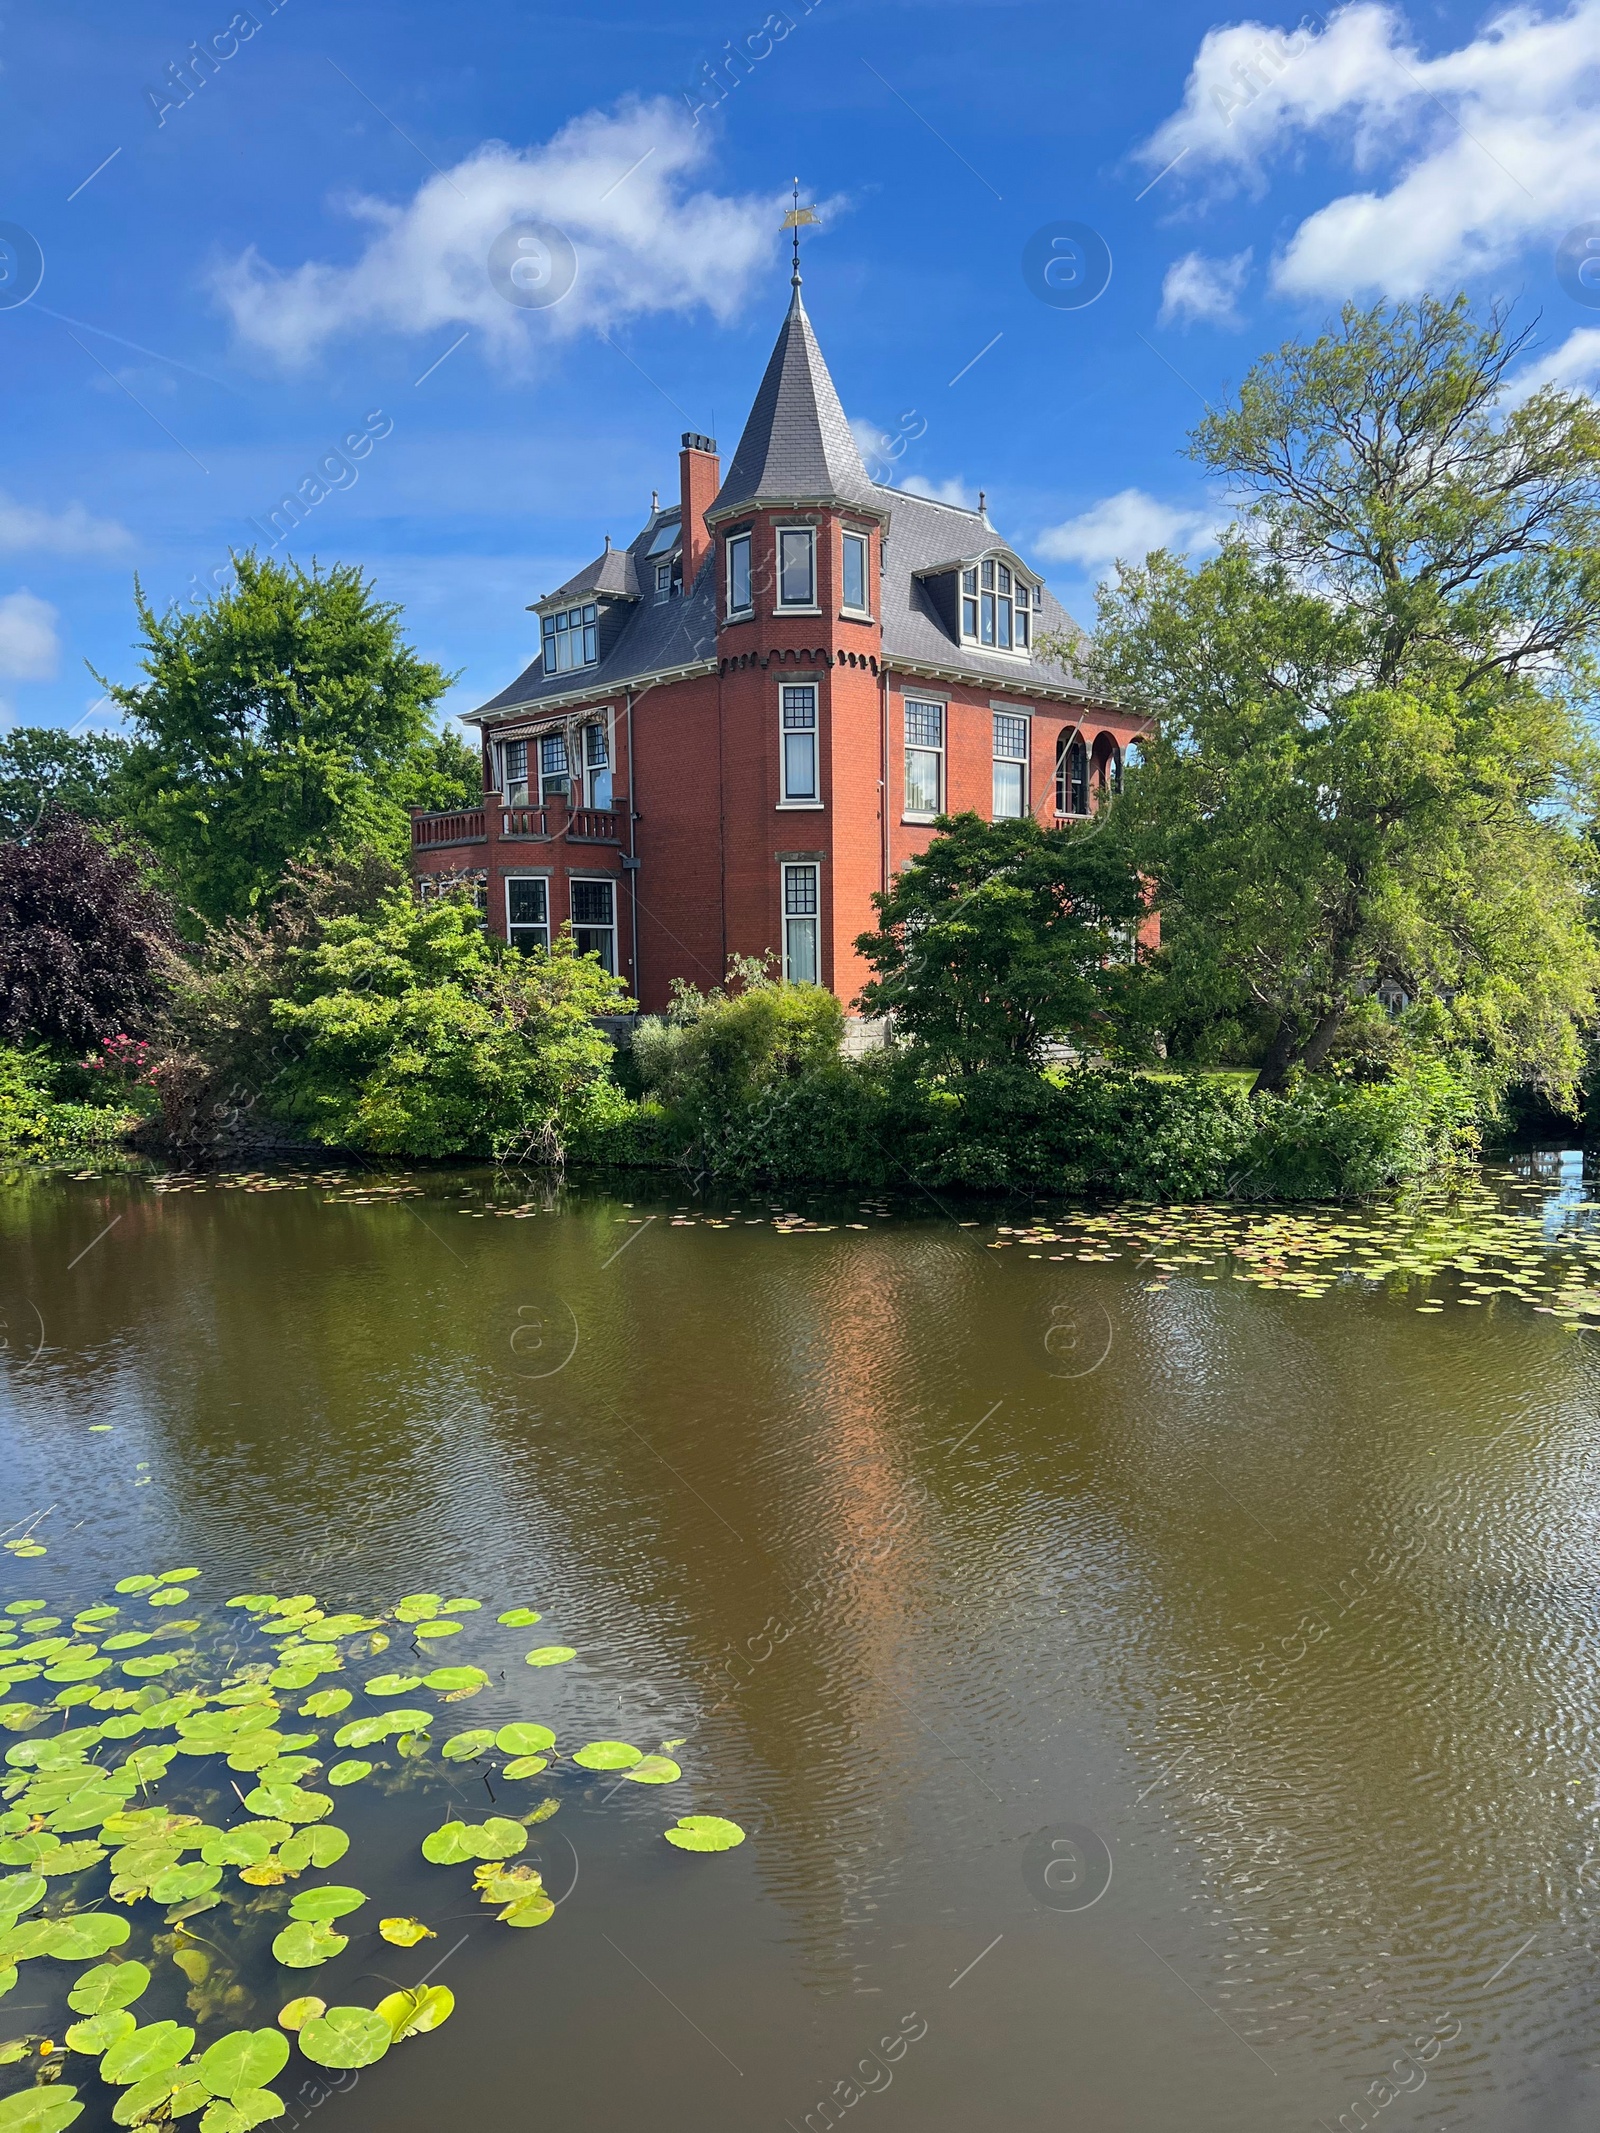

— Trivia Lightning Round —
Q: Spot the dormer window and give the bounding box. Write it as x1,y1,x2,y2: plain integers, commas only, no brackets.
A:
655,561,674,604
960,560,1033,652
542,601,598,674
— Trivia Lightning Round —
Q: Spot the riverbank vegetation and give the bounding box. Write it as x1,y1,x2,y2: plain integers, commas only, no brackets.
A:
2,296,1597,1196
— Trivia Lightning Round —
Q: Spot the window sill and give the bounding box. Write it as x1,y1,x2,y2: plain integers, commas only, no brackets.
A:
838,608,874,623
901,813,938,825
775,604,822,617
724,608,756,625
960,642,1032,660
776,799,825,810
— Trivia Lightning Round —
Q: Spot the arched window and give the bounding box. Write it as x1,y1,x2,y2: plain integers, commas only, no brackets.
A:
1091,734,1121,800
1056,732,1089,816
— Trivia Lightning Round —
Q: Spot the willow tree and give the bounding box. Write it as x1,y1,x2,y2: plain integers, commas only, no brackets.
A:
1087,297,1600,1100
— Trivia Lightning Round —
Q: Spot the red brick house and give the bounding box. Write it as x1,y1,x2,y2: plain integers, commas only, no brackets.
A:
410,270,1147,1015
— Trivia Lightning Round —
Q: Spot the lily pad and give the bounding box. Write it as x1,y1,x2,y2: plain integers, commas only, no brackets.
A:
473,1816,528,1860
0,1874,46,1916
68,1959,151,2015
524,1647,575,1668
147,1589,190,1608
296,2007,390,2070
198,2091,284,2132
498,1889,555,1927
149,1862,223,1904
440,1730,494,1762
0,2087,85,2133
326,1761,371,1787
270,1920,347,1969
362,1675,422,1698
242,1784,332,1824
113,1578,158,1596
375,1984,453,2039
663,1814,746,1853
420,1668,487,1695
275,1997,324,2032
111,2076,188,2129
501,1756,548,1779
496,1608,541,1626
419,1821,475,1866
377,1917,433,1947
297,1692,350,1719
194,2028,289,2099
330,1719,386,1750
157,1570,200,1586
392,1596,441,1622
101,2018,196,2084
572,1741,641,1771
411,1621,461,1641
200,1825,287,1868
623,1755,683,1785
44,1913,131,1958
277,1827,348,1873
286,1886,365,1923
65,2007,138,2054
494,1723,555,1756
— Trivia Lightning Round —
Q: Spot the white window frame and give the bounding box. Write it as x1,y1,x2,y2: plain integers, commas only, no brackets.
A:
726,532,753,618
841,528,871,617
542,602,599,674
502,737,530,805
539,732,570,802
960,558,1033,654
992,709,1030,819
583,721,613,810
903,697,944,821
782,862,820,985
778,682,821,807
776,525,818,611
654,560,673,605
568,875,617,974
505,873,551,954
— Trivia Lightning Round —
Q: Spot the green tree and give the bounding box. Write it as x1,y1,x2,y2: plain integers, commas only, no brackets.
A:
0,726,132,840
1087,296,1600,1099
853,812,1147,1076
265,887,630,1159
98,553,455,926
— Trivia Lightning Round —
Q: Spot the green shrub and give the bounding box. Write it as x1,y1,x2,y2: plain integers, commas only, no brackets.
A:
0,1046,140,1156
632,969,844,1124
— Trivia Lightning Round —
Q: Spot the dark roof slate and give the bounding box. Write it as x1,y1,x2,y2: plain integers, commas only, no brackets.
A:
544,541,641,604
709,283,879,518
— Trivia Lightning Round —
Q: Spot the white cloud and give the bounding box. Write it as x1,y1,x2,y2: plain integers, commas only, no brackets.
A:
1035,489,1220,580
901,474,979,509
1138,1,1600,298
1159,248,1252,327
0,592,60,681
1504,324,1600,404
213,96,796,368
0,493,131,558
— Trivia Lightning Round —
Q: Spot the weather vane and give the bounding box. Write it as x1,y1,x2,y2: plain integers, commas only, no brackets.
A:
781,178,818,286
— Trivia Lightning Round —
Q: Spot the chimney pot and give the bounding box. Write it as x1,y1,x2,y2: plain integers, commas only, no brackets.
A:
679,432,720,591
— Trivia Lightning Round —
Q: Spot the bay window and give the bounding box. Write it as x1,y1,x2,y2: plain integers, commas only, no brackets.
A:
778,527,816,608
780,683,819,802
727,532,752,615
842,530,869,614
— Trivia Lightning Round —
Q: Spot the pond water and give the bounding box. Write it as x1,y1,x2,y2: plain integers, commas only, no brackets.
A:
4,1154,1600,2132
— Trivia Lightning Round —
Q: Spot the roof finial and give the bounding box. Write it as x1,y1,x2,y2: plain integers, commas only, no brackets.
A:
781,179,819,290
979,489,987,518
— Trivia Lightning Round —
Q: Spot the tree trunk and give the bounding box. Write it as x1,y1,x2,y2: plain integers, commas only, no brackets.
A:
1251,1016,1301,1095
1297,1003,1347,1076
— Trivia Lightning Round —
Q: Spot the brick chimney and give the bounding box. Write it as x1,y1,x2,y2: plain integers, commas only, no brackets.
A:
679,431,719,593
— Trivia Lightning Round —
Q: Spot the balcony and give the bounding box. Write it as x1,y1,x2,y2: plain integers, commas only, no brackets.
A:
410,797,622,852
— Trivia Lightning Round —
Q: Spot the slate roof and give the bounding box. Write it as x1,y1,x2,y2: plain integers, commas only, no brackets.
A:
468,293,1093,722
709,281,880,519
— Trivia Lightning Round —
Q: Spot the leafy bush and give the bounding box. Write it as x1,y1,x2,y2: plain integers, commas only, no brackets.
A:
632,964,844,1124
264,888,631,1159
0,1045,141,1156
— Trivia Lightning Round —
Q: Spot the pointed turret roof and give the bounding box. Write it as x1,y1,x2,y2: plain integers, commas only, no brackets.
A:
709,282,880,520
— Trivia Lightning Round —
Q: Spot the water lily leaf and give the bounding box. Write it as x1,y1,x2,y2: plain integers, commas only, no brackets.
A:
0,1874,46,1915
225,1598,277,1614
393,1595,442,1622
411,1621,460,1641
111,2075,186,2129
375,1984,453,2039
420,1668,487,1696
362,1676,422,1698
501,1756,548,1779
572,1741,641,1772
296,2007,390,2070
440,1730,493,1762
663,1815,746,1853
378,1709,431,1735
65,2007,137,2054
156,1570,199,1586
147,1590,190,1609
251,1758,322,1788
494,1724,555,1756
498,1890,555,1928
0,1962,14,1997
0,1835,56,1867
524,1647,575,1668
200,1824,287,1868
101,2018,196,2084
297,1616,379,1645
275,1997,324,2032
326,1761,370,1787
199,2090,284,2133
266,1666,321,1692
67,1960,151,2015
419,1822,475,1866
297,1692,350,1719
286,1886,364,1924
148,1863,222,1904
0,2086,85,2133
45,1914,131,1958
377,1918,433,1948
276,1827,347,1873
100,1634,151,1653
473,1817,528,1860
241,1785,331,1825
330,1719,385,1750
623,1756,682,1785
120,1658,181,1680
113,1579,158,1596
194,2028,289,2099
496,1608,541,1627
270,1920,346,1969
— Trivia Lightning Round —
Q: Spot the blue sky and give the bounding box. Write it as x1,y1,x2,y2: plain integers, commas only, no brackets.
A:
4,0,1599,738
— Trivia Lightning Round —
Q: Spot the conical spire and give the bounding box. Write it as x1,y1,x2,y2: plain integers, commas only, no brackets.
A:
709,284,879,519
